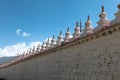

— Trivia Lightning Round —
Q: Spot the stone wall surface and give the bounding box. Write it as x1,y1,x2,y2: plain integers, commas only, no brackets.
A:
1,26,120,80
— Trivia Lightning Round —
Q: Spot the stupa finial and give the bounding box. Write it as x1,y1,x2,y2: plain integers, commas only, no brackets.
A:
80,20,82,32
43,41,45,45
102,5,104,12
60,31,62,35
76,21,78,27
52,35,55,39
118,4,120,9
48,38,50,41
67,27,69,32
87,15,90,21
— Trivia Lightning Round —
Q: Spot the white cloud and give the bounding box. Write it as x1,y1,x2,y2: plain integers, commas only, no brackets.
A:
23,32,31,37
16,29,31,37
16,29,21,35
0,41,41,57
0,42,26,57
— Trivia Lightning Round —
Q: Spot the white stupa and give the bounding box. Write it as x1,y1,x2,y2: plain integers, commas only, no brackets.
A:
84,15,93,36
57,31,64,45
21,51,25,58
64,27,73,43
24,50,28,57
51,35,56,48
41,42,46,52
23,51,28,58
32,46,36,54
46,38,51,50
94,6,110,33
111,4,120,26
73,21,81,39
36,44,40,53
29,48,32,55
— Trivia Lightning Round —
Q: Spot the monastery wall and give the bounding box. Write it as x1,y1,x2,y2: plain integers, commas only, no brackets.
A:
0,24,120,80
0,4,120,80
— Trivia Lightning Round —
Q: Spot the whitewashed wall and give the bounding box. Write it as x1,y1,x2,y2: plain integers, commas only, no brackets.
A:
0,26,120,80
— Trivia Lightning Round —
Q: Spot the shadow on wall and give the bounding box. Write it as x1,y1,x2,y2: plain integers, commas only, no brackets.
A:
0,78,5,80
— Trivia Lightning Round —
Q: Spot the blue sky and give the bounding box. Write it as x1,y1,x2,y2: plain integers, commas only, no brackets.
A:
0,0,119,57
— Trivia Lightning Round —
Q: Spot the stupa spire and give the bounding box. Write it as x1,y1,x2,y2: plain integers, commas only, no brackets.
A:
67,27,69,32
80,20,82,32
76,21,78,27
73,21,81,39
60,31,62,35
102,5,104,12
87,15,90,21
53,35,55,39
118,4,120,9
